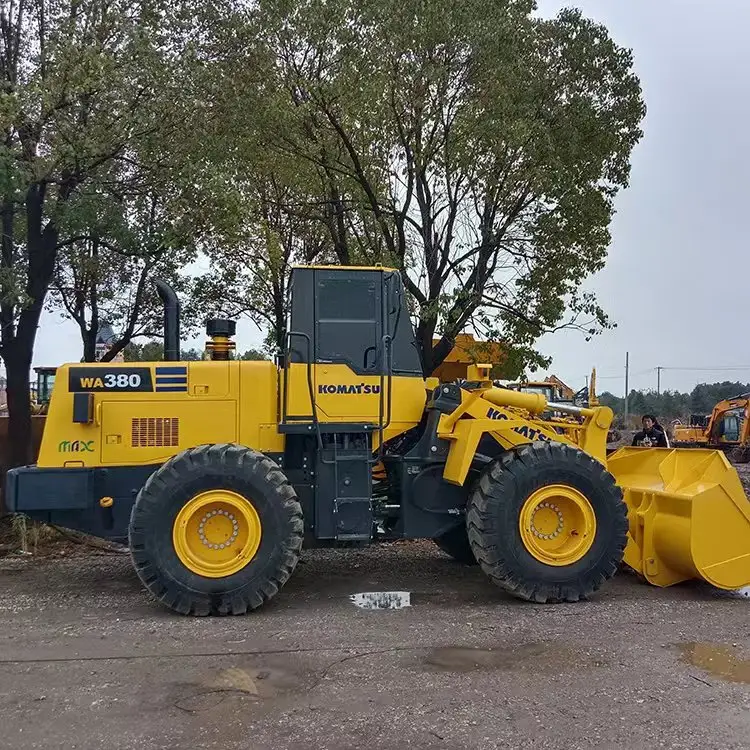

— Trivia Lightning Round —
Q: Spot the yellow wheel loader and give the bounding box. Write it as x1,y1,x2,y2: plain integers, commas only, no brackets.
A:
5,267,750,615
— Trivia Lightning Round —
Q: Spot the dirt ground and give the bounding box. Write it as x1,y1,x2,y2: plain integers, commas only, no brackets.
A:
1,537,750,750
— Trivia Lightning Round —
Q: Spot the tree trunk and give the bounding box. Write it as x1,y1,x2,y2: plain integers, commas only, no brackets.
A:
1,344,33,513
1,185,58,489
272,281,286,351
82,326,97,362
415,319,437,377
5,351,32,469
415,318,457,378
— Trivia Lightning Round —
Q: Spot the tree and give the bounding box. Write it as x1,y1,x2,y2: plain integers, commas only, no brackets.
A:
628,389,647,416
690,384,712,415
123,341,203,361
49,188,197,362
124,340,168,362
124,341,268,361
239,349,267,361
660,390,676,419
598,391,623,414
253,0,645,374
689,381,749,414
596,382,750,421
192,176,331,350
0,0,210,470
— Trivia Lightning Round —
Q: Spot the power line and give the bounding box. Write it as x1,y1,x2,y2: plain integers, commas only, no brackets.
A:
659,366,750,372
593,365,750,380
597,368,653,380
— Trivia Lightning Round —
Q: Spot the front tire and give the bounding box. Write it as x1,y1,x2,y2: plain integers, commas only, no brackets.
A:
129,444,303,615
467,442,627,603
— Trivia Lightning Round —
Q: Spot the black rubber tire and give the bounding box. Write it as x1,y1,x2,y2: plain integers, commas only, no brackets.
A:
433,524,478,565
466,441,628,603
128,443,303,616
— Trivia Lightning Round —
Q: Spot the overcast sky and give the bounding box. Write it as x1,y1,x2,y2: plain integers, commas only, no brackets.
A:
535,0,750,394
30,0,750,395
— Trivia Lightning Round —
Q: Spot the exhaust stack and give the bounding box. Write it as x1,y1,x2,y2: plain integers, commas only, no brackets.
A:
154,278,181,362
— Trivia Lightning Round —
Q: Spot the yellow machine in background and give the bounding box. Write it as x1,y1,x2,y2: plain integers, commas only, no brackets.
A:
672,394,750,462
30,367,57,415
6,267,750,616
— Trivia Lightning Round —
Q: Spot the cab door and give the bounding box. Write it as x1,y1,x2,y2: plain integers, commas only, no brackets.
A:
312,270,383,422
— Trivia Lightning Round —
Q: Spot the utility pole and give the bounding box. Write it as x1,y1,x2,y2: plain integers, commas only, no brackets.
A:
624,352,629,424
657,366,663,396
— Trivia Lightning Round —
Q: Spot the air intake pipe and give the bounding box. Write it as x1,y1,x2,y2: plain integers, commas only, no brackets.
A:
154,278,181,361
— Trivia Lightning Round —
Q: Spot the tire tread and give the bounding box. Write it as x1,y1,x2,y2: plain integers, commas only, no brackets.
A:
129,443,303,616
467,442,628,603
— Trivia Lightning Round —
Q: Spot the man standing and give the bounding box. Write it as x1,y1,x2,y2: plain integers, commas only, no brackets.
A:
632,414,668,447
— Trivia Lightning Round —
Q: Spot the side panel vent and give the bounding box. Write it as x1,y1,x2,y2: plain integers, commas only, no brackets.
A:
131,417,179,448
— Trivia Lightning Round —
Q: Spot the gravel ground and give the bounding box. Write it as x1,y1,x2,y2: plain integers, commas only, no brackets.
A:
1,538,749,750
735,462,750,495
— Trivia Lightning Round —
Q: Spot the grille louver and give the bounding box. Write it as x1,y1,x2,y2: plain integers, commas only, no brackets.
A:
131,417,179,448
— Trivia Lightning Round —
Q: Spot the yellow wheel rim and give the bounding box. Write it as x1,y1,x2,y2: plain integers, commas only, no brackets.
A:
519,485,596,566
172,490,262,578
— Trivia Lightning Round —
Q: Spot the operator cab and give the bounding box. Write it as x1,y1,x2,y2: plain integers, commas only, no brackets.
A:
718,412,741,443
285,266,422,376
518,384,558,402
278,266,426,543
280,265,425,433
33,367,57,407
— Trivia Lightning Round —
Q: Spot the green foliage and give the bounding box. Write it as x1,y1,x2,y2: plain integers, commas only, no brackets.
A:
599,382,750,421
240,0,645,373
238,349,267,361
123,342,267,362
0,0,228,468
0,0,647,475
0,0,246,353
49,188,200,361
123,340,203,361
186,0,644,375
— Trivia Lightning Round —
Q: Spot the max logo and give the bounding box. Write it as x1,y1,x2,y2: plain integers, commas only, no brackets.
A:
318,384,381,395
58,440,94,453
486,407,550,442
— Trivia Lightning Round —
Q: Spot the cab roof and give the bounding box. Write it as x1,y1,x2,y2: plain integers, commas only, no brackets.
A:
292,265,398,273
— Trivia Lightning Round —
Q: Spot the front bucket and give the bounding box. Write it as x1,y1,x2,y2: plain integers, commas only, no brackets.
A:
607,447,750,590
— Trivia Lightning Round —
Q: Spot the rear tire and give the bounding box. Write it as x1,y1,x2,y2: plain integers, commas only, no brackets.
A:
434,525,478,565
467,442,628,603
129,444,303,615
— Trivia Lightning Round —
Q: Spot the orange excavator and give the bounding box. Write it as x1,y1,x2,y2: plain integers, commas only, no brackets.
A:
672,393,750,463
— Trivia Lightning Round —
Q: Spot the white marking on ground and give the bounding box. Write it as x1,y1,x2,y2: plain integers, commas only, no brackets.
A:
350,591,411,610
713,586,750,599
